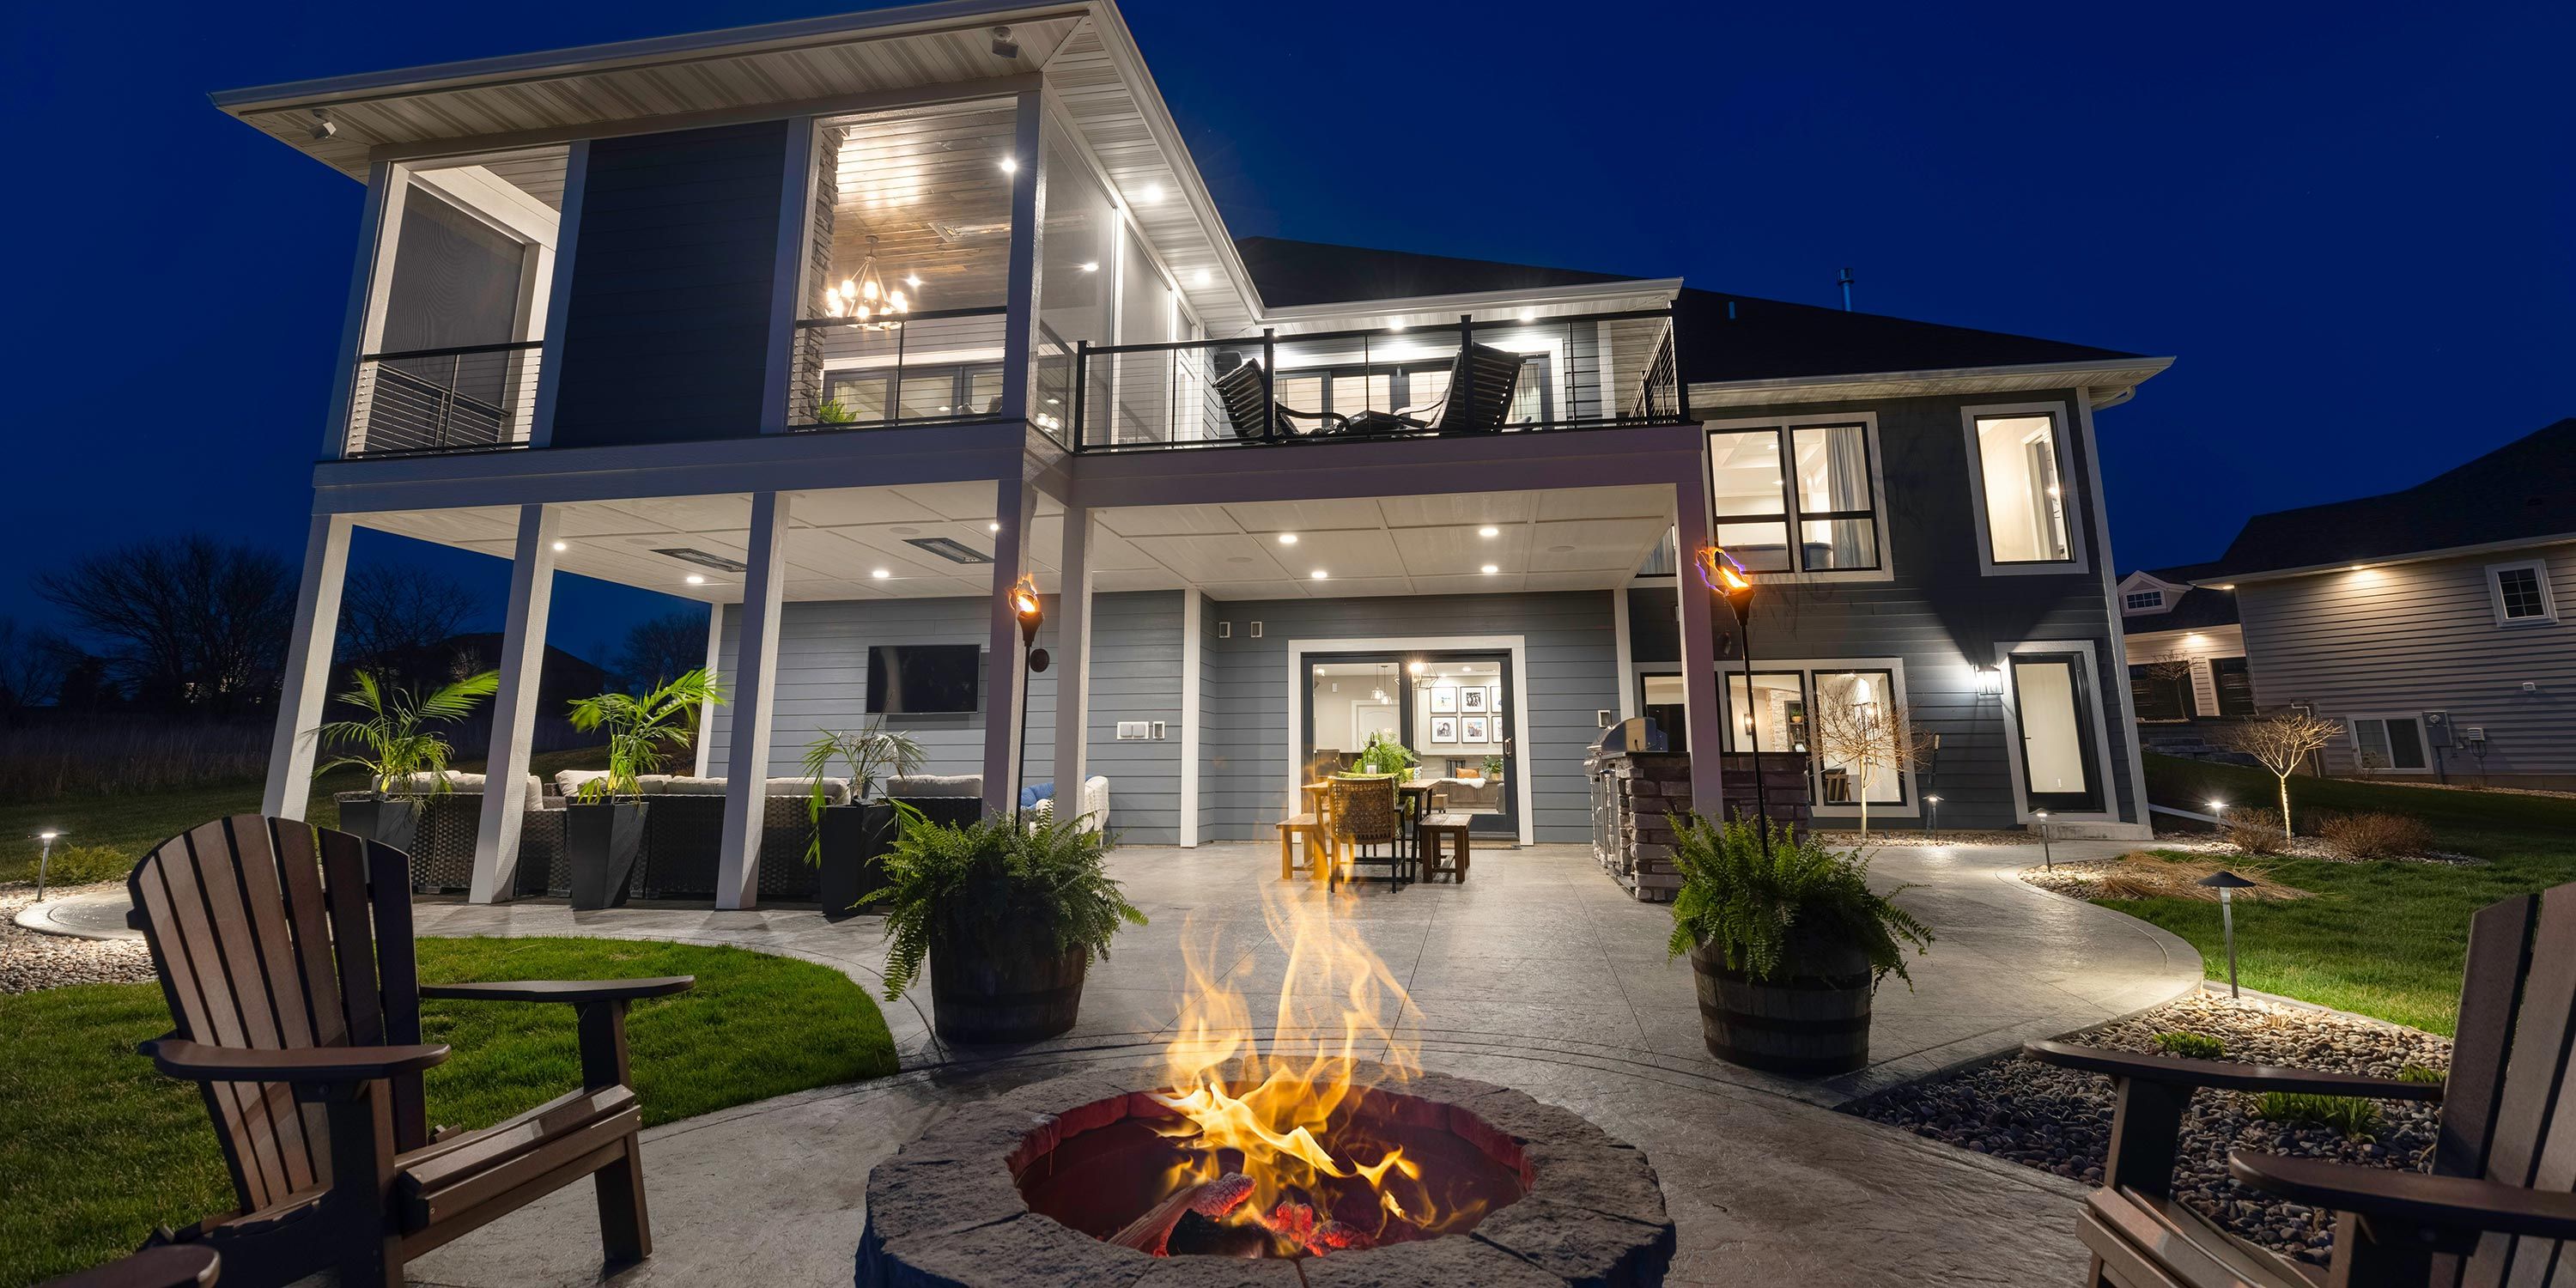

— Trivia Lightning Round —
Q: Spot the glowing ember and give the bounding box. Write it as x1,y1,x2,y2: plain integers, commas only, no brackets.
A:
1139,883,1484,1255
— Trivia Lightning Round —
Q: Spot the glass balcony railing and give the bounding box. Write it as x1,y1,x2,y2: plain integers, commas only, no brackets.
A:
1066,307,1682,453
785,307,1012,432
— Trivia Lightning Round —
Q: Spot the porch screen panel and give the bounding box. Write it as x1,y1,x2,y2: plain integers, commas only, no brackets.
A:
1038,120,1115,438
1109,228,1177,442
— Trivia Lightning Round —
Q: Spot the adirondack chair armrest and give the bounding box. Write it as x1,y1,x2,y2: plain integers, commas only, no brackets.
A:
2229,1152,2576,1242
143,1036,451,1085
419,976,696,1005
2021,1042,2445,1101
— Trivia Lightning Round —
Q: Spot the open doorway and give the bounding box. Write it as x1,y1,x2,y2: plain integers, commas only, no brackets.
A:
1302,649,1518,838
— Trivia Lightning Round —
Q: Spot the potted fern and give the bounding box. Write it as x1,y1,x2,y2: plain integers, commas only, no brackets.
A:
563,669,723,909
868,808,1143,1042
1665,814,1931,1075
313,670,500,852
802,717,927,918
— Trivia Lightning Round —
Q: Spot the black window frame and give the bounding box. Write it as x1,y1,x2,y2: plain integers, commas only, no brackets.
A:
1704,422,1884,574
2123,589,2166,611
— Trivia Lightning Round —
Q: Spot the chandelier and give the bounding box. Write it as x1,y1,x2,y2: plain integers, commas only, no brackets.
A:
824,234,912,327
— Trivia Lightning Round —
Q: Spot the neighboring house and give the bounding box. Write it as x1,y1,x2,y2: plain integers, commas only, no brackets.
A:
2116,566,2257,725
2186,417,2576,787
228,0,2172,908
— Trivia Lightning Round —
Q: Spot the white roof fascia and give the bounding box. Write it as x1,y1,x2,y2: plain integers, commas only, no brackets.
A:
1689,355,2175,410
1256,278,1683,330
2196,532,2576,587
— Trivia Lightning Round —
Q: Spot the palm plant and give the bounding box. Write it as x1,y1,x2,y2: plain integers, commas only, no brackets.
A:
801,716,927,862
565,669,724,802
1664,812,1932,986
865,806,1143,1001
313,670,500,797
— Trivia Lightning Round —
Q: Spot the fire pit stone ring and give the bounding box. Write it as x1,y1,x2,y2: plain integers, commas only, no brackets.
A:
856,1066,1674,1288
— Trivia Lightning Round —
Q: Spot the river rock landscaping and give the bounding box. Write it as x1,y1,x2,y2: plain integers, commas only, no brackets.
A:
2,883,153,995
1855,992,2451,1266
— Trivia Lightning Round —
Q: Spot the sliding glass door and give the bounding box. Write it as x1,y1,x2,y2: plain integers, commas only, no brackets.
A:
1303,650,1517,838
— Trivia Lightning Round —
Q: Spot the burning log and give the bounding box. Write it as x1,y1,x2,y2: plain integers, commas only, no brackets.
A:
1256,1200,1377,1256
1108,1173,1255,1255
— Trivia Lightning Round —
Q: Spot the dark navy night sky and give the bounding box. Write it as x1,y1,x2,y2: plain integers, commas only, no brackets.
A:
6,1,2569,664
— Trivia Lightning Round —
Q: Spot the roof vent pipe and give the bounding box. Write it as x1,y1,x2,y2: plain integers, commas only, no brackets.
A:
1838,266,1854,312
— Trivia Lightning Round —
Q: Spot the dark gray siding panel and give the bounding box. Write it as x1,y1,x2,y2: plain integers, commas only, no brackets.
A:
549,121,787,448
1199,592,1619,843
708,592,1185,844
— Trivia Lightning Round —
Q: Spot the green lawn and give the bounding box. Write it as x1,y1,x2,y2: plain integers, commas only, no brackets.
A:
2102,756,2576,1035
0,747,612,884
0,936,895,1288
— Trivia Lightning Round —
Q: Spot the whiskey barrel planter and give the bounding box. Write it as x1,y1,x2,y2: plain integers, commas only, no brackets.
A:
1687,934,1874,1075
927,920,1089,1043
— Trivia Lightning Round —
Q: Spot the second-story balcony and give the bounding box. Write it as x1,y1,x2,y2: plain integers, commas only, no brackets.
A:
1067,307,1681,452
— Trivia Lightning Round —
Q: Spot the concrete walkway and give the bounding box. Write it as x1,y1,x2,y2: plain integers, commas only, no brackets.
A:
380,838,2196,1288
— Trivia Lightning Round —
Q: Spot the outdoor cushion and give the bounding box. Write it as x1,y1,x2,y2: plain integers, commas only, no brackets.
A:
889,774,981,799
653,776,728,796
554,769,617,798
1019,781,1055,809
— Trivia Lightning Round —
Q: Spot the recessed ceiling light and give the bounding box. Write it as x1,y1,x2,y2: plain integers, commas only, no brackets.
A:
1309,569,1327,580
998,156,1018,174
1193,269,1212,286
1277,533,1298,545
684,574,706,585
1078,261,1100,272
1517,308,1536,321
1478,526,1499,538
904,275,922,288
1139,182,1164,203
551,540,568,552
872,568,892,579
1481,564,1499,574
987,521,1002,532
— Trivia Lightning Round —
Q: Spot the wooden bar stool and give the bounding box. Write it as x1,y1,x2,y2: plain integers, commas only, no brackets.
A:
1275,813,1329,880
1418,812,1473,883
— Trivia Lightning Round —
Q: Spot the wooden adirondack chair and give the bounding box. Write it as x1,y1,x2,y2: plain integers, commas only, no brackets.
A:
2024,878,2576,1288
125,815,695,1288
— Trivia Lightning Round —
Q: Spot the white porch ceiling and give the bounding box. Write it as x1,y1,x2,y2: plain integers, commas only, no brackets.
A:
355,483,1673,604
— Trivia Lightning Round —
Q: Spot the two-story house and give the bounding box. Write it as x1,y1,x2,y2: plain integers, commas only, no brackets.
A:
227,0,2171,908
2181,417,2575,787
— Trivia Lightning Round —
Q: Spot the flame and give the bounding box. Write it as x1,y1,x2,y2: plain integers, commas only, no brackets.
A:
1146,879,1449,1251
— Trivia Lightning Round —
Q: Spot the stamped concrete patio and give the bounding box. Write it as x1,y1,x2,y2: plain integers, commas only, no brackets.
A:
368,837,2196,1287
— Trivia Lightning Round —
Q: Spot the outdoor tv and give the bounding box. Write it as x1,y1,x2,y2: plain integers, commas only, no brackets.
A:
866,645,982,714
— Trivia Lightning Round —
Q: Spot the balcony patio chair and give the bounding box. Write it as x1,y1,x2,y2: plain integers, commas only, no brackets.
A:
2021,877,2576,1288
1341,342,1526,436
1212,358,1346,440
124,815,694,1288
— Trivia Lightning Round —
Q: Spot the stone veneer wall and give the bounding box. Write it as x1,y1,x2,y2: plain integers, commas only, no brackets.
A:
1593,751,1812,902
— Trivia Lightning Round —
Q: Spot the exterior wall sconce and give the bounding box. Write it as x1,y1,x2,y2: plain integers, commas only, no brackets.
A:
1972,665,2003,696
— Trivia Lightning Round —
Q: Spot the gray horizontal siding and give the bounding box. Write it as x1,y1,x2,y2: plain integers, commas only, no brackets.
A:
2238,544,2575,777
707,591,1186,843
1200,591,1619,843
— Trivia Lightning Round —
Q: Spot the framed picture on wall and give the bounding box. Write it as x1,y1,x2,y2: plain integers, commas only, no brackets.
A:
1460,686,1487,713
1488,683,1502,714
1462,716,1489,743
1430,717,1457,744
1430,686,1457,713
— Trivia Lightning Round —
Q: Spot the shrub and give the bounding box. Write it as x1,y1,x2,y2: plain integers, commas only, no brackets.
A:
2,843,134,887
2220,806,2291,856
865,807,1144,1000
1664,814,1933,986
2152,1032,2224,1060
2257,1092,2379,1138
2398,1064,2445,1086
2316,811,2437,860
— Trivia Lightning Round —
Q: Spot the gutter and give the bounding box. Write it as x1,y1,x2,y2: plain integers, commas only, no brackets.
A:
2191,531,2576,588
1688,355,2175,409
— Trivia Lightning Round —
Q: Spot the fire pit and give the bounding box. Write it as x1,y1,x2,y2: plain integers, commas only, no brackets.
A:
856,1066,1673,1287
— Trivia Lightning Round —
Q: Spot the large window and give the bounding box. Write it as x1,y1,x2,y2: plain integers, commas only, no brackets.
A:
1706,421,1882,574
1722,664,1912,809
2486,559,2559,626
1966,409,2076,568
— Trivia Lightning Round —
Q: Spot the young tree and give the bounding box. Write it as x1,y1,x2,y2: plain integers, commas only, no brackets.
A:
2217,711,2342,833
339,565,477,674
1806,693,1935,836
616,611,712,691
34,536,295,714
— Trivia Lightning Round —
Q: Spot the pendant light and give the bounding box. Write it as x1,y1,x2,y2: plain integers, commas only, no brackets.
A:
825,234,912,328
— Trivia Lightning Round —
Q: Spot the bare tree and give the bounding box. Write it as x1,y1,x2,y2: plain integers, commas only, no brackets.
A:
616,611,711,692
2215,710,2342,833
1807,693,1936,836
0,617,70,716
2138,649,2196,686
35,536,295,715
339,564,477,672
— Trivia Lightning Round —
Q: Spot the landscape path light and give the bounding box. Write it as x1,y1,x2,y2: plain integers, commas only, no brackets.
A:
31,829,64,901
2196,869,2259,999
2033,809,2053,869
1923,794,1941,835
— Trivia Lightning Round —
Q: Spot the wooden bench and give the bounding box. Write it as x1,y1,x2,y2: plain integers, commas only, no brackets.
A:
1418,812,1473,883
1275,813,1329,881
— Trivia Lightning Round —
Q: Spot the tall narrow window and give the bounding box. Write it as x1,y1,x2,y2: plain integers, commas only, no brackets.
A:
1725,672,1809,753
1792,424,1878,570
1708,431,1791,572
1971,412,2075,565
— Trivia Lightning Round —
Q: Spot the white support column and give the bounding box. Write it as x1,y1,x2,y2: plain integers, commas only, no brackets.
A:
1672,473,1728,813
264,513,354,820
982,474,1042,817
1613,586,1637,720
1179,591,1201,848
471,505,560,903
694,601,724,778
1049,501,1095,823
717,492,793,910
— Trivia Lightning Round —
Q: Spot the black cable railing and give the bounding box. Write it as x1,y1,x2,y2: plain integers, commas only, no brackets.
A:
345,340,543,456
1066,306,1684,453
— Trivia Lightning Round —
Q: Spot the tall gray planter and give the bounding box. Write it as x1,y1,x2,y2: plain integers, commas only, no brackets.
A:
817,801,898,919
567,800,649,910
334,794,422,856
